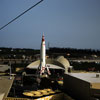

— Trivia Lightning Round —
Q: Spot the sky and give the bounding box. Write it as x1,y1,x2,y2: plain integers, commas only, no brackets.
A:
0,0,100,50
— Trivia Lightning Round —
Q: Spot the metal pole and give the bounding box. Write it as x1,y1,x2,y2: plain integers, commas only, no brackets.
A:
9,61,12,79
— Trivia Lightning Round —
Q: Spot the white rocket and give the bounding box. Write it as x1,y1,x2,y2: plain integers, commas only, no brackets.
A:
39,34,50,76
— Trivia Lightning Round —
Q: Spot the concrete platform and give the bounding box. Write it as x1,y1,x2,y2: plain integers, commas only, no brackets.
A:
0,76,14,100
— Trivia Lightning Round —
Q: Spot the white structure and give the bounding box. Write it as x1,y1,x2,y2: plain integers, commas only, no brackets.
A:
38,34,50,76
26,34,71,75
56,56,71,73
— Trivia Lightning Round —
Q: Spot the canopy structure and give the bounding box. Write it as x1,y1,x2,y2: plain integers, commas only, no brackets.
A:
27,56,70,73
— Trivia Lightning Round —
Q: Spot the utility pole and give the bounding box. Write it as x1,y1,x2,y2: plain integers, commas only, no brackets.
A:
9,61,12,79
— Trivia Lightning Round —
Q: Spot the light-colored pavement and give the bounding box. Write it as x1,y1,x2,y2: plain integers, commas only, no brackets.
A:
0,76,14,100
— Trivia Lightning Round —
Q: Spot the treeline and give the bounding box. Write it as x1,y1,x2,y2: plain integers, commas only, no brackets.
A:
49,47,100,54
71,62,100,71
0,47,39,55
0,47,100,59
49,47,100,58
0,47,39,59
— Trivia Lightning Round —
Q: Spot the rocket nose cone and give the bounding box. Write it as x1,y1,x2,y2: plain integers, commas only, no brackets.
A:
42,35,45,42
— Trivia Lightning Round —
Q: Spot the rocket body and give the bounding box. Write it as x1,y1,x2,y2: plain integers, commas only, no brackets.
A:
40,35,46,74
39,34,50,76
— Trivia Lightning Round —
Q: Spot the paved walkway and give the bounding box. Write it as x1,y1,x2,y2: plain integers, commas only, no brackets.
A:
0,76,14,100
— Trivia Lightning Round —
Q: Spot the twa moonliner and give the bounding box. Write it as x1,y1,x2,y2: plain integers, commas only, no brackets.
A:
26,34,67,76
39,34,51,76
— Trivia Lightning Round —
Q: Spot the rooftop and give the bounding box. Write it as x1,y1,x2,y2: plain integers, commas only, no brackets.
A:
68,73,100,89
